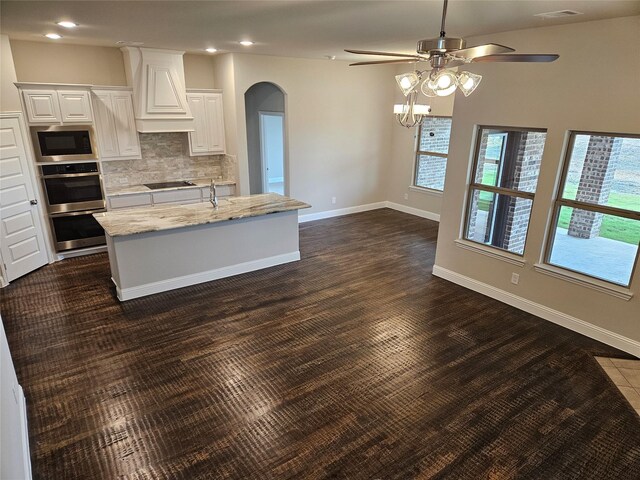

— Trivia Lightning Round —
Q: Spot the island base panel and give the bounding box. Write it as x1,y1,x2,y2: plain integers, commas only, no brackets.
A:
107,211,300,301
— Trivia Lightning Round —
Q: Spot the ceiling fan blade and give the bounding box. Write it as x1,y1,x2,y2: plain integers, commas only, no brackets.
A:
473,54,560,63
445,59,466,68
349,59,425,66
453,43,515,59
345,49,428,59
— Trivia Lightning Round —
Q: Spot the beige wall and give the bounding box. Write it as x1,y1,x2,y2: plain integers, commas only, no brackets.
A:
434,16,640,351
9,40,214,88
224,53,395,212
0,35,21,111
183,54,216,89
386,70,454,215
10,40,127,85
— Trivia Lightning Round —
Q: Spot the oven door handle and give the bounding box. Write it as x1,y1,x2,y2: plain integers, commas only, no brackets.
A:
41,172,100,179
49,209,107,218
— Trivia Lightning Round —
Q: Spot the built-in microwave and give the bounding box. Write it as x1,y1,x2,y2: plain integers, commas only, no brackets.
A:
30,125,98,163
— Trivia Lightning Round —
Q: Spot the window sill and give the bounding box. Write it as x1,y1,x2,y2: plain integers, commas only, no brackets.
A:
409,186,443,196
454,239,526,267
533,263,633,301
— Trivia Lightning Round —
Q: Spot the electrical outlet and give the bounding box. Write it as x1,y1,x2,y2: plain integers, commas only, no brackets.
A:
331,196,336,205
404,193,409,200
511,273,520,285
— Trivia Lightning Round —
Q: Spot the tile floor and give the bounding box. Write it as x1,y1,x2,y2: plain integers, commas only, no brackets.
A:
596,356,640,416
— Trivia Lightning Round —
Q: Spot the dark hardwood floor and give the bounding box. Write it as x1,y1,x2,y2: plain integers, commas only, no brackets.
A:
2,209,639,479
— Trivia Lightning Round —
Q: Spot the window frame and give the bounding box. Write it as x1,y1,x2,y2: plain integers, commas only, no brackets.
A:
543,130,640,287
462,125,547,257
412,115,452,192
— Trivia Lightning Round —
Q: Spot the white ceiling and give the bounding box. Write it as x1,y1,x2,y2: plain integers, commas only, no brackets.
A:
2,1,639,60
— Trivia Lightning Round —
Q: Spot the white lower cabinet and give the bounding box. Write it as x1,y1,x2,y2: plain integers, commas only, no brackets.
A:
92,89,141,160
186,91,226,156
107,193,152,210
107,185,235,210
152,189,201,205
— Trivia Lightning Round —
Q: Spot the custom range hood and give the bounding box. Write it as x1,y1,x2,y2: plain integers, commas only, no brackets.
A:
121,47,194,133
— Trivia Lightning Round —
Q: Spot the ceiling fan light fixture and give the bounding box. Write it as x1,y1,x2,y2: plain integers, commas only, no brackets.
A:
428,70,457,97
395,72,421,96
457,71,482,96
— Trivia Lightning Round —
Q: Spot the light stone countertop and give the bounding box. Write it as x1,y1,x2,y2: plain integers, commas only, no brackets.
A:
105,178,236,196
94,193,311,237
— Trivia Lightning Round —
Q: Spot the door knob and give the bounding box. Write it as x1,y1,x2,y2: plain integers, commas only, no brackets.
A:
30,199,38,205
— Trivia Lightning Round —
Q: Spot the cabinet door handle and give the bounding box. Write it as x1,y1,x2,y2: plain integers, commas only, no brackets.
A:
30,199,38,205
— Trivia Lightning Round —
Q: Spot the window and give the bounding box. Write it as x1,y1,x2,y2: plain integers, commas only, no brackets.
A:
414,116,452,191
464,126,547,255
545,132,640,287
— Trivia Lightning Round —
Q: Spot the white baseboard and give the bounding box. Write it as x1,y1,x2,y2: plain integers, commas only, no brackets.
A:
298,202,386,223
432,265,640,357
385,201,440,222
19,385,33,480
298,201,440,223
116,251,300,301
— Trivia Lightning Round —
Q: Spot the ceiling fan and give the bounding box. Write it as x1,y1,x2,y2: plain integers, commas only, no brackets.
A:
345,0,559,126
345,0,559,70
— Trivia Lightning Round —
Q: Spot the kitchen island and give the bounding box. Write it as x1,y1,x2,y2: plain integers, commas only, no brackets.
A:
94,193,310,301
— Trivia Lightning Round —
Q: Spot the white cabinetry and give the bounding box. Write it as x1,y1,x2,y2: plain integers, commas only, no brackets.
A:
21,90,61,124
57,90,93,123
107,184,236,210
92,89,141,160
186,90,226,156
21,86,93,124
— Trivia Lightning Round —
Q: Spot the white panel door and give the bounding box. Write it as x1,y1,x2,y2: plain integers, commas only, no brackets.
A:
58,90,93,123
111,93,141,158
205,94,225,153
92,92,119,158
186,94,209,154
22,90,61,124
0,116,48,281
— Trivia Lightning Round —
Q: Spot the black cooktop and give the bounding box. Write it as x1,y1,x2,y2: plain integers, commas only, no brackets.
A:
144,181,196,190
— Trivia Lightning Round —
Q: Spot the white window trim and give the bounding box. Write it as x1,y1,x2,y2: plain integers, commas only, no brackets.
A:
408,185,443,196
542,130,640,292
454,239,526,267
533,263,633,301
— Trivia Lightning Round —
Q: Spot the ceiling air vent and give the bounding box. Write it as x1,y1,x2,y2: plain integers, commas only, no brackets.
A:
534,10,583,18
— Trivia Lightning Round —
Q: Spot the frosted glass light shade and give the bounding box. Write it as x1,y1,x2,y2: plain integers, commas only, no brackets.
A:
393,104,430,115
429,70,458,97
395,72,421,96
457,71,482,96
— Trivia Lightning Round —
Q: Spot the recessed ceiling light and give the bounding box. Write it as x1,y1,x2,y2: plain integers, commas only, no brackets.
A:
56,21,77,28
44,33,62,40
239,40,254,46
205,48,218,53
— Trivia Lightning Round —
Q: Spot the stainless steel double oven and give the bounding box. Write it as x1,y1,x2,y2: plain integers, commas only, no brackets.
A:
40,162,107,252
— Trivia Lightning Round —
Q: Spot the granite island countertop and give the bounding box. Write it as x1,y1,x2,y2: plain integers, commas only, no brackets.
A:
94,193,310,237
105,178,236,196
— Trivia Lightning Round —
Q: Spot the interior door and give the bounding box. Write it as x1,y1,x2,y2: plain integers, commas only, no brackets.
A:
0,115,48,282
259,112,285,195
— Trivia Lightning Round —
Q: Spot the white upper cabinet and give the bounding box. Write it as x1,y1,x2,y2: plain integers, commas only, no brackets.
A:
121,47,194,133
57,90,93,123
186,91,226,156
21,89,61,124
92,89,141,160
21,86,93,125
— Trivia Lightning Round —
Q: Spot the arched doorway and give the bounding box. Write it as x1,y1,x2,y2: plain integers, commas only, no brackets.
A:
244,82,287,195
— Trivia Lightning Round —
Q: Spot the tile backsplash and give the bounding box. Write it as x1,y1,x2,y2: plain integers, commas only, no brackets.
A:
101,133,235,189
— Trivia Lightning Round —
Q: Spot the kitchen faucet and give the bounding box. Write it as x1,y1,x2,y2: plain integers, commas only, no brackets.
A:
210,179,218,209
